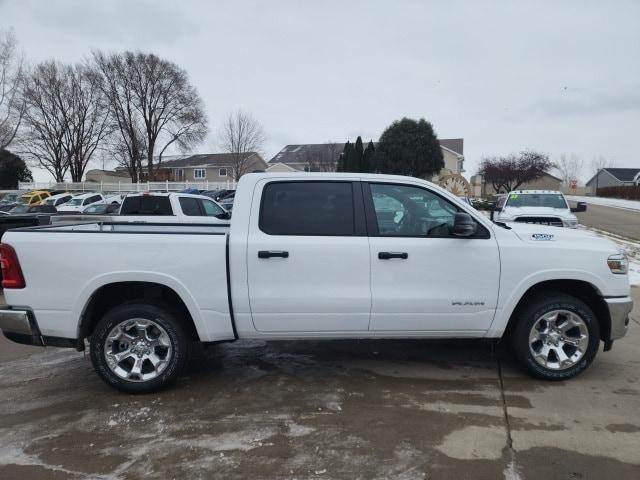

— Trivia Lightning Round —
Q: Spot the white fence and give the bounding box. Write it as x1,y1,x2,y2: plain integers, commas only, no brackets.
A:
18,180,237,193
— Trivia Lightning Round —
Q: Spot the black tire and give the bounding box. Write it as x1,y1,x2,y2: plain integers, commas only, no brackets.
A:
510,292,600,380
90,302,191,393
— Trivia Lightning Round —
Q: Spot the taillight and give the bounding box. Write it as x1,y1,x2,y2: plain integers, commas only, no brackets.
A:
0,244,26,289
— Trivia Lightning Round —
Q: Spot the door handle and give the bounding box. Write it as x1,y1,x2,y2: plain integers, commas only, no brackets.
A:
378,251,408,260
258,250,289,259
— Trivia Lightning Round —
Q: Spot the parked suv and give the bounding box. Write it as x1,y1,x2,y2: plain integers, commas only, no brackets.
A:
494,190,586,228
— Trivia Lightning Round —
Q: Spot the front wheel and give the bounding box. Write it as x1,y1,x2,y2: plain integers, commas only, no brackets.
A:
511,293,600,380
90,303,190,393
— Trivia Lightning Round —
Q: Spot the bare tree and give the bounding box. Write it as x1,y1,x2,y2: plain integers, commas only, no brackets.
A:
19,62,69,181
19,61,111,182
590,155,613,177
92,51,208,181
92,52,147,182
218,110,266,180
303,142,340,172
479,150,553,193
0,30,25,150
63,65,112,181
555,153,583,185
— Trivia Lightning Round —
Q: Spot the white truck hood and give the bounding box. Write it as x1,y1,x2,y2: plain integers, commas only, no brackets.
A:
506,222,618,252
498,206,573,219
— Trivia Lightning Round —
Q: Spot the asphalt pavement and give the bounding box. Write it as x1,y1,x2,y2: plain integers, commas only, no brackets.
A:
569,201,640,240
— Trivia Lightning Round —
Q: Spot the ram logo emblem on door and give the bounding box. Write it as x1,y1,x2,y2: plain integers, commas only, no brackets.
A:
531,233,554,241
452,301,485,306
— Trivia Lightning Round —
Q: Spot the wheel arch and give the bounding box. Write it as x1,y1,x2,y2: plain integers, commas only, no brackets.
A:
502,279,610,342
76,278,205,342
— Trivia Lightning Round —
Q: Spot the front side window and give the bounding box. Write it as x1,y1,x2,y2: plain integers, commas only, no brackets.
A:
260,181,355,236
194,168,206,179
179,197,201,216
369,183,459,237
219,168,227,177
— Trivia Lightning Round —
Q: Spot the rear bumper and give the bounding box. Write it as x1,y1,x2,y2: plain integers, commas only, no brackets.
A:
605,297,633,340
0,306,81,348
0,307,44,346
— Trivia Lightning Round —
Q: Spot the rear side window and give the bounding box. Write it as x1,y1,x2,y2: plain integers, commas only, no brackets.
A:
179,197,201,216
120,196,173,215
260,181,354,236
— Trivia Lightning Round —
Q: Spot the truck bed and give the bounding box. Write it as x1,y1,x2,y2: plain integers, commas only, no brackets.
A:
2,221,235,342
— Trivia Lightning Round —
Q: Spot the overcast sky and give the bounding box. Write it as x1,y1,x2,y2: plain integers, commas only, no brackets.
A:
2,0,639,182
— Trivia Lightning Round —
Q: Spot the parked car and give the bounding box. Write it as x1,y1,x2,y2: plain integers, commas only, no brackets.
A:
44,193,74,207
0,173,631,393
57,193,108,213
0,191,21,203
118,192,230,223
20,190,51,206
218,193,235,211
83,203,120,215
202,189,235,202
494,190,586,228
8,204,57,214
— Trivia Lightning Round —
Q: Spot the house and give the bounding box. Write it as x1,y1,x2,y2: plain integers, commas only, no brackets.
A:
476,171,563,196
153,152,267,182
85,169,132,183
586,168,640,195
268,138,465,177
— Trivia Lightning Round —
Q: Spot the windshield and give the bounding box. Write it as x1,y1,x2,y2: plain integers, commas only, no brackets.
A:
66,198,83,206
505,193,567,209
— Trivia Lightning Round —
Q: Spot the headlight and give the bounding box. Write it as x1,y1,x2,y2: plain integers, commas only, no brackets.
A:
607,254,628,274
563,218,578,228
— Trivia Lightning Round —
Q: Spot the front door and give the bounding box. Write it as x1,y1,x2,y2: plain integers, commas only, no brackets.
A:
365,182,500,334
247,179,371,333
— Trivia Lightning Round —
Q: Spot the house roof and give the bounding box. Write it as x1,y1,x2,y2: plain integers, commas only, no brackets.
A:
269,139,464,164
86,169,131,178
158,152,263,169
586,167,640,185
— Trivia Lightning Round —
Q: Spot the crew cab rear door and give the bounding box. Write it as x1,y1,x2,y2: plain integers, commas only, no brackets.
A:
246,179,371,332
364,181,500,333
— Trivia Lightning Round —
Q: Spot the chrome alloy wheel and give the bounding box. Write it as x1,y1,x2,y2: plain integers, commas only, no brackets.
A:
529,309,589,370
104,318,172,382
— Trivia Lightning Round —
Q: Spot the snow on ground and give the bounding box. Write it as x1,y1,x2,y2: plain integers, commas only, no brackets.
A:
580,225,640,286
567,195,640,211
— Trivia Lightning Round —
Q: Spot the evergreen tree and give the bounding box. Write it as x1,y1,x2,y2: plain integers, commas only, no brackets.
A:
340,141,354,172
354,136,364,172
0,150,33,189
375,117,444,178
363,140,376,173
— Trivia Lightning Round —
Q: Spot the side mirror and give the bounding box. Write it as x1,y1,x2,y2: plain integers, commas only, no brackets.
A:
570,201,587,213
216,211,232,220
452,212,477,237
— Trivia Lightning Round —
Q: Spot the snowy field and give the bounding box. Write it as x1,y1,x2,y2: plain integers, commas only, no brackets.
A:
580,226,640,286
567,195,640,212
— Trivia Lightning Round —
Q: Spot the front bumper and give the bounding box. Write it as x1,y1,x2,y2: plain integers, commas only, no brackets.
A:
605,297,633,340
0,307,44,346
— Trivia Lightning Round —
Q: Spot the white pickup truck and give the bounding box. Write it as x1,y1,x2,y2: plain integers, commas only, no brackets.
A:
0,173,632,393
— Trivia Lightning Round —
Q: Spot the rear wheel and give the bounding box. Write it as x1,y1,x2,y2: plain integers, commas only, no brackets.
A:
511,293,600,380
90,303,190,393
